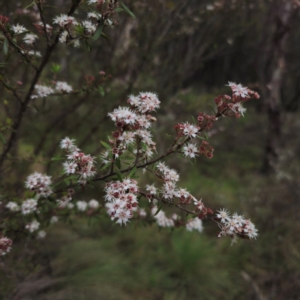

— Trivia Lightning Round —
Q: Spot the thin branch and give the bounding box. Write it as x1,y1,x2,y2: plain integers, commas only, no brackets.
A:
35,1,50,45
0,2,81,172
0,27,37,71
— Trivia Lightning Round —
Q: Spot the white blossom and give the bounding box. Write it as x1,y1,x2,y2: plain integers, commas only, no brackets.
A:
11,24,27,34
76,201,88,211
37,230,46,239
26,220,40,233
186,218,203,233
23,33,38,44
55,81,73,93
21,199,38,215
89,199,99,209
5,202,20,212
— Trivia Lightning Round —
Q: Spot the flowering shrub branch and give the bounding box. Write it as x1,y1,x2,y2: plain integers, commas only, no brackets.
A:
0,1,260,256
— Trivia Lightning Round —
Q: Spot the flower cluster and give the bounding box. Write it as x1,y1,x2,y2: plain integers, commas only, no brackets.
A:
186,218,203,233
6,201,19,212
156,162,194,203
55,81,73,93
175,122,199,138
215,82,260,118
105,178,139,225
0,237,12,256
76,199,100,212
104,92,160,163
57,191,73,209
151,206,178,228
31,85,54,99
61,137,96,185
31,81,74,99
25,220,40,233
53,15,78,27
21,199,38,215
197,112,217,130
216,209,258,239
25,172,52,199
199,140,214,159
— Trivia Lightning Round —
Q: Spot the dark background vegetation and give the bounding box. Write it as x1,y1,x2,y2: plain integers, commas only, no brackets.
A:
1,0,300,299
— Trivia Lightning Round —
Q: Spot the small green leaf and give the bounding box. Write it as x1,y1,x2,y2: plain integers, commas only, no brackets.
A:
115,158,121,169
51,63,62,73
93,24,104,40
101,141,111,149
100,31,109,41
85,40,91,51
115,168,123,182
100,162,111,171
99,86,105,96
51,156,64,161
115,8,124,12
128,166,137,178
3,38,8,56
154,204,163,216
0,133,6,144
24,1,35,9
120,2,136,18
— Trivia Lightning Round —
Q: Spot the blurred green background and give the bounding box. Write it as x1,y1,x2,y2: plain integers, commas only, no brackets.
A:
1,0,300,299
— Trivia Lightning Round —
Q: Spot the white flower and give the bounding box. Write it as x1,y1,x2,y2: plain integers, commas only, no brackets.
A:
82,20,96,34
216,208,230,223
67,203,74,209
127,95,140,107
31,85,54,99
156,162,167,173
115,208,131,225
182,123,199,138
118,131,136,145
53,14,78,27
186,218,203,233
232,213,245,227
21,199,38,215
137,92,160,113
0,237,12,256
163,168,179,182
25,172,52,199
87,12,102,19
23,33,38,44
6,202,20,212
27,50,42,57
76,201,88,211
152,206,175,228
89,199,99,209
146,184,157,195
59,30,68,43
55,81,73,93
60,137,78,151
162,182,178,199
183,143,198,158
73,39,81,48
227,82,249,98
138,208,147,217
231,102,247,117
108,107,138,125
11,24,27,34
50,216,58,224
26,220,40,233
37,230,46,239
